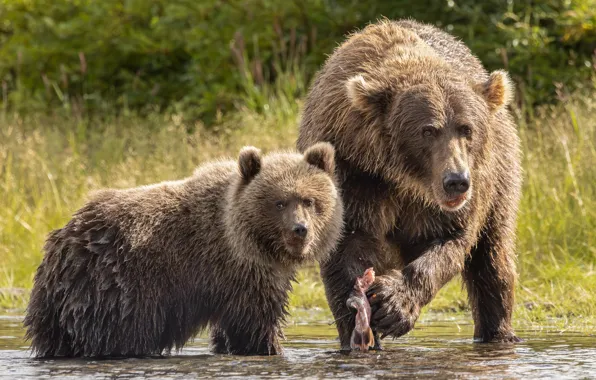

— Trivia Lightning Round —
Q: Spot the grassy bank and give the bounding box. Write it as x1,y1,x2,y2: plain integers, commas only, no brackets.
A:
1,93,595,331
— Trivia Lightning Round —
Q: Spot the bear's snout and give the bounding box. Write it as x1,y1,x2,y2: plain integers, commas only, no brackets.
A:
436,170,472,212
292,223,308,238
284,220,312,257
442,171,470,195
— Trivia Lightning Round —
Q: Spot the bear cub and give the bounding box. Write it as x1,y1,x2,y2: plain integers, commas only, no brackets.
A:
24,143,343,358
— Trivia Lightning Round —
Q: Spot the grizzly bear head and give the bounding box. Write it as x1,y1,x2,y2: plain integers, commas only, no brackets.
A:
345,69,513,212
227,143,344,265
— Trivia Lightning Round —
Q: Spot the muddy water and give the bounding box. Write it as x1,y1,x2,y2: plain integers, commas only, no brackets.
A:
1,314,595,379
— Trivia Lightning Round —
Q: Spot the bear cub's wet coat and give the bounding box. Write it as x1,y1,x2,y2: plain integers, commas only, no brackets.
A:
24,143,343,358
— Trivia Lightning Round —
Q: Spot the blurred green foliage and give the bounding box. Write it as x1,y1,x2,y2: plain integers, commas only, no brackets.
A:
1,0,595,122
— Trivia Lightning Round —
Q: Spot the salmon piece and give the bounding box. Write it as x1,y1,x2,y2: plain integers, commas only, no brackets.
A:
346,267,375,351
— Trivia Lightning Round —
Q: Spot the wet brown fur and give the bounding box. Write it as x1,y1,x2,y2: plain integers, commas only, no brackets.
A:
24,143,344,358
297,19,522,348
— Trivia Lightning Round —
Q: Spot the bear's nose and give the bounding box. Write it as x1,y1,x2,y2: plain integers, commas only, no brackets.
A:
443,172,470,195
292,223,308,238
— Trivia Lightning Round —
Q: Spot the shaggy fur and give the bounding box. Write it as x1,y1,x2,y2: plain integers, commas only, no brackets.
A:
297,19,522,349
24,143,344,358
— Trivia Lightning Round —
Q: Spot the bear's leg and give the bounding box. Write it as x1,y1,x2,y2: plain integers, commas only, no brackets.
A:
24,281,74,357
464,228,519,343
223,323,282,355
321,230,384,351
210,325,229,354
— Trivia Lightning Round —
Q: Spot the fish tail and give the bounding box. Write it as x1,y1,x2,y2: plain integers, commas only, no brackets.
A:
350,327,374,351
367,327,374,346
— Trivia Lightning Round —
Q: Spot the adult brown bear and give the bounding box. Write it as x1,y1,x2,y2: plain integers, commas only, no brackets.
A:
297,19,522,349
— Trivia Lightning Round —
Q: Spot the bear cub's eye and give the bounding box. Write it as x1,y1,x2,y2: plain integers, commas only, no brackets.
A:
459,125,473,138
303,198,315,208
275,201,286,210
422,126,437,138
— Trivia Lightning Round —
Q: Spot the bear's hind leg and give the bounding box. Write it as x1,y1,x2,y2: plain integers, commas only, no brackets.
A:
464,229,520,343
222,323,282,355
24,281,74,357
210,325,229,354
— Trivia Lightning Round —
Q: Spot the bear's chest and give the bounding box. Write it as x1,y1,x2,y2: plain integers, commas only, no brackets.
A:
390,199,465,263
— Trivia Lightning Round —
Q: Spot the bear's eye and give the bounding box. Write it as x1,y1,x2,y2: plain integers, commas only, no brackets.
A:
275,201,286,210
422,126,437,138
459,125,473,138
303,198,314,208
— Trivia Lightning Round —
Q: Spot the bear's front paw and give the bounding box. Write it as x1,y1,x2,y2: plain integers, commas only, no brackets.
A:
366,271,420,339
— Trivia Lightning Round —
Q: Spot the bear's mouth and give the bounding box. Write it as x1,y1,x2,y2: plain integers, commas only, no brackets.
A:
284,236,310,257
440,193,468,211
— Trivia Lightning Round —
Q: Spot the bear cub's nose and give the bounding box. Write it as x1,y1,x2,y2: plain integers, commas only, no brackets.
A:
443,172,470,195
292,223,308,238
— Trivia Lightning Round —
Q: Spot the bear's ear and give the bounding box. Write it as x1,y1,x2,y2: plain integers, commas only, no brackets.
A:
346,74,391,119
304,142,335,175
475,70,514,112
238,146,262,182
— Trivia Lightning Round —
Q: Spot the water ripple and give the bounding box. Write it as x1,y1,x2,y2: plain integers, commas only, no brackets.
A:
1,315,595,379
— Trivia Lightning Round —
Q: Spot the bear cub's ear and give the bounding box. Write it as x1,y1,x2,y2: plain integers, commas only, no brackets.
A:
304,142,336,176
238,146,262,182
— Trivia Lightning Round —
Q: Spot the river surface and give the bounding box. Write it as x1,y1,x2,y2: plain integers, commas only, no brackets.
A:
1,314,595,379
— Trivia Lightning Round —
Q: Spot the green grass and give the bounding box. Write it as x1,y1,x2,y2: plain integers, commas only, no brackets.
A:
1,93,595,332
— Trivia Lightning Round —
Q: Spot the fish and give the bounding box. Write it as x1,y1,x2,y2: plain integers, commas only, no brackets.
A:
346,267,376,351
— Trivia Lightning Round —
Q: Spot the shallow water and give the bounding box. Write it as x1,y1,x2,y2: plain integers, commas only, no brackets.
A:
1,314,595,379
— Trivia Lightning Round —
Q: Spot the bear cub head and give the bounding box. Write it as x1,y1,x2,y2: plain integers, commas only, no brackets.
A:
227,142,343,265
347,68,513,213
